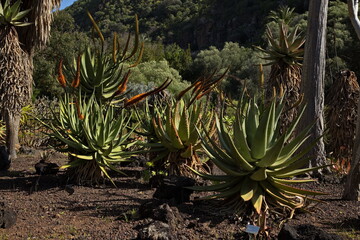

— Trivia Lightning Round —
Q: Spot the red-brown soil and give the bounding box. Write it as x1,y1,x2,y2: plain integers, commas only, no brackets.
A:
0,152,359,240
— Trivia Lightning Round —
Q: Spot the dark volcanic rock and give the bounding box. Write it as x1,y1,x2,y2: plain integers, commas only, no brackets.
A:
35,160,59,175
139,201,183,227
153,175,195,204
278,224,300,240
137,220,175,240
278,224,343,240
0,146,10,171
0,202,17,229
137,201,183,240
139,199,164,219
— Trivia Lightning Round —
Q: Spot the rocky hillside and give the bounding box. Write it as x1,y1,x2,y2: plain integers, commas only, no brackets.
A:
65,0,308,50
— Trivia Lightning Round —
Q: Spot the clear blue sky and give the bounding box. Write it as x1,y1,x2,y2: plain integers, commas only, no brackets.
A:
60,0,77,10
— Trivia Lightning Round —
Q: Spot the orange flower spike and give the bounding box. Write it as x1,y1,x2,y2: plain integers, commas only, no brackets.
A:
57,59,67,88
124,92,148,107
202,67,229,91
71,55,81,88
125,79,172,107
75,99,85,120
176,79,201,100
113,70,131,96
191,80,203,96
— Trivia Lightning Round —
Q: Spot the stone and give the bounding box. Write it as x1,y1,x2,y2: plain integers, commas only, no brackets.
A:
296,224,343,240
278,224,300,240
153,175,196,204
278,224,343,240
0,202,17,229
139,199,164,219
139,201,183,228
0,146,10,171
137,221,175,240
152,203,182,227
35,160,59,175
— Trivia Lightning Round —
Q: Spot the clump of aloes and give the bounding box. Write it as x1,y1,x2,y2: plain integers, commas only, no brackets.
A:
191,91,328,215
48,93,135,185
140,72,227,177
45,13,170,185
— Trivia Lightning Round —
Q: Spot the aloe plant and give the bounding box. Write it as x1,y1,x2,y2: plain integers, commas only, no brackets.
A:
44,13,171,185
254,16,305,132
0,0,32,27
59,13,144,104
138,73,227,177
46,93,136,185
151,99,215,176
191,94,327,214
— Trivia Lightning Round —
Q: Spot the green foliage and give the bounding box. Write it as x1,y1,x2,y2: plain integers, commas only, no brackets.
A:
255,22,305,66
148,98,214,176
192,94,327,214
128,60,190,95
0,0,32,27
64,0,309,50
48,93,135,185
164,43,193,78
268,6,296,25
194,42,262,96
138,75,226,176
141,41,165,62
325,0,360,87
66,0,209,42
33,11,90,98
263,1,360,90
41,13,172,185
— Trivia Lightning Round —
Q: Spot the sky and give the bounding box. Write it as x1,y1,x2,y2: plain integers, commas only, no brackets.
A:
60,0,77,10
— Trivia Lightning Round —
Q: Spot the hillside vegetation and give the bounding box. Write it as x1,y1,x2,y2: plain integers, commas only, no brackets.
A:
33,0,360,99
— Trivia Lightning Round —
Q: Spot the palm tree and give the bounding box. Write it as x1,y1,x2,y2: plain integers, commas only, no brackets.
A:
0,0,61,161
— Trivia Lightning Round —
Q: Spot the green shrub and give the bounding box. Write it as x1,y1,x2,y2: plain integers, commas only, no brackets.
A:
128,60,190,95
194,42,263,96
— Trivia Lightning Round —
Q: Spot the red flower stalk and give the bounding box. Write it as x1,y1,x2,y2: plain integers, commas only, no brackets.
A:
71,55,81,88
57,59,67,88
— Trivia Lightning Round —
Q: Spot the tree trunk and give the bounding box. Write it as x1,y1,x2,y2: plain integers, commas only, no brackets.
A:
348,0,360,39
343,0,360,200
4,111,20,160
300,0,329,171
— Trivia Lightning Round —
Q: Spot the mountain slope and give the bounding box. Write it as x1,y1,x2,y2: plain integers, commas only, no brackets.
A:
66,0,308,50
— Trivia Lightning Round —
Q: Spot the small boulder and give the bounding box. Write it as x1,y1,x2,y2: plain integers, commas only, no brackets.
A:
137,221,175,240
35,160,59,175
0,146,10,171
278,224,300,240
139,199,164,219
153,175,196,204
0,202,17,229
278,224,343,240
139,201,183,227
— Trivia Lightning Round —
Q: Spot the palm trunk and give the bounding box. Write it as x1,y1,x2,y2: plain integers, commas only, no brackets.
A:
4,111,20,160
